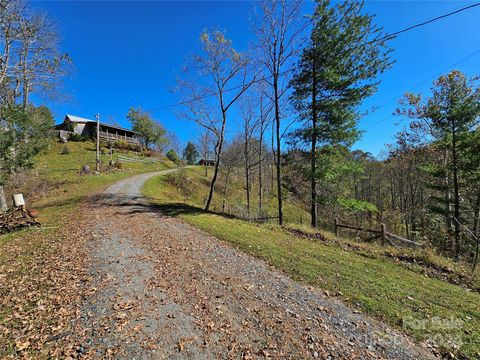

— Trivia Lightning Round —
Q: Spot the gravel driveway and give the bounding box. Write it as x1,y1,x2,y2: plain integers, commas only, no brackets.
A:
78,170,435,359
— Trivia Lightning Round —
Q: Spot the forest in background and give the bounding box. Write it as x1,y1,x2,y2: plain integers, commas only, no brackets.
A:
1,0,479,269
176,0,480,269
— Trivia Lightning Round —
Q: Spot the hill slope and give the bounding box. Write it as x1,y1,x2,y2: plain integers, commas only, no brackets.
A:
2,140,175,236
144,166,480,359
0,141,176,356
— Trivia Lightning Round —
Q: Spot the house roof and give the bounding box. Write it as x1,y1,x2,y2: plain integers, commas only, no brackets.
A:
65,114,93,123
63,114,140,135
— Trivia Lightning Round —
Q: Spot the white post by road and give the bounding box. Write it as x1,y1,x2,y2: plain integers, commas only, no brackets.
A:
96,113,100,172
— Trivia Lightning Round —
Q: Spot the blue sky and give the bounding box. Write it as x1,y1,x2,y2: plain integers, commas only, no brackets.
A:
32,1,480,157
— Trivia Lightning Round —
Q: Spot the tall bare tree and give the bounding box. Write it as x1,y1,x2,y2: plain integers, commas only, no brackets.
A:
1,1,70,107
15,12,70,108
197,128,214,177
256,83,272,213
178,29,255,211
239,95,258,214
0,0,23,103
0,0,70,210
239,83,272,215
255,0,304,225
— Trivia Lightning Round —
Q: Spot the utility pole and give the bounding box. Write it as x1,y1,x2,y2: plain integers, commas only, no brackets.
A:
96,113,100,172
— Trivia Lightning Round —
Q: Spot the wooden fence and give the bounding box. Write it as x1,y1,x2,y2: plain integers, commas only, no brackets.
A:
334,218,423,248
117,155,163,164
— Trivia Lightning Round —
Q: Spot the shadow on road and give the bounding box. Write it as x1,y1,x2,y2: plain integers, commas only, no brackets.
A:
91,193,243,221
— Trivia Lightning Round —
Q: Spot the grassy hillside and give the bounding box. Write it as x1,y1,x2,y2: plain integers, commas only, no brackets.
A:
144,167,480,359
1,140,175,242
163,165,310,224
0,140,177,357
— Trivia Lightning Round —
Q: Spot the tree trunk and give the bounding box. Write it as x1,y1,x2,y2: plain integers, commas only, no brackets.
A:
258,126,264,213
22,80,29,109
0,185,8,212
274,76,283,226
390,174,396,210
472,192,480,239
223,168,231,196
473,235,479,273
0,39,12,92
443,148,453,252
405,217,410,240
244,138,250,215
205,111,227,211
310,60,318,228
204,147,208,177
271,120,275,196
471,192,480,272
21,43,29,109
451,125,461,259
205,149,220,211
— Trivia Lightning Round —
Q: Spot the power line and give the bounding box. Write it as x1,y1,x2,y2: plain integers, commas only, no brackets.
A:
143,2,480,113
380,3,480,41
363,47,480,130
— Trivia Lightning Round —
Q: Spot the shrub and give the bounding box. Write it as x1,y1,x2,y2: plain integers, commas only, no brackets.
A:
129,143,141,152
69,133,88,142
113,161,124,170
118,140,129,149
140,149,155,157
111,140,141,152
166,149,180,164
165,170,197,199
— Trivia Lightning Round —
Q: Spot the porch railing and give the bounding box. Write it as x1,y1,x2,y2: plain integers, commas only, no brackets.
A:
99,130,140,144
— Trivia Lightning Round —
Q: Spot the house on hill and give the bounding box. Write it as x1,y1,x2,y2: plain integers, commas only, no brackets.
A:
197,158,215,166
53,114,141,144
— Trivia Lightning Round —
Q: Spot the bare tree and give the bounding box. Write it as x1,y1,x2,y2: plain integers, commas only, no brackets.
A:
1,1,70,107
0,0,70,210
165,132,181,155
221,139,243,197
239,95,259,215
255,0,304,225
238,83,272,216
15,12,70,108
0,0,23,103
255,82,272,213
178,29,255,211
197,128,214,177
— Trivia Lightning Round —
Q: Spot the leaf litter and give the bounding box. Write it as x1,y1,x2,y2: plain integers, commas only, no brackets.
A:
1,172,438,359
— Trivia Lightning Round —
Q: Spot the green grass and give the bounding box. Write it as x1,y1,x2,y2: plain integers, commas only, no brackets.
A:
156,166,309,223
0,140,176,357
1,141,176,242
143,167,480,359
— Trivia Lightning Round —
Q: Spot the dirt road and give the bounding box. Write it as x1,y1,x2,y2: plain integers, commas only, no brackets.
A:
77,170,434,359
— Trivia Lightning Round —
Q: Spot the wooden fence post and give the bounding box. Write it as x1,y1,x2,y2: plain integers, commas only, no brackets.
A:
334,218,338,237
381,223,386,246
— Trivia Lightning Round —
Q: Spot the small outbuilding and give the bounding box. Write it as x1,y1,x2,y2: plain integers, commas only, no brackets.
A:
197,158,215,166
53,114,141,144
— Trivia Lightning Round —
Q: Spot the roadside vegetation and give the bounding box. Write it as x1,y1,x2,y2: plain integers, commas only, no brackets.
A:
174,0,480,273
144,167,480,359
0,140,175,357
2,0,480,357
2,140,175,241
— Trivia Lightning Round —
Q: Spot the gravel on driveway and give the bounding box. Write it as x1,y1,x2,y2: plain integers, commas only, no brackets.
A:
77,171,435,359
